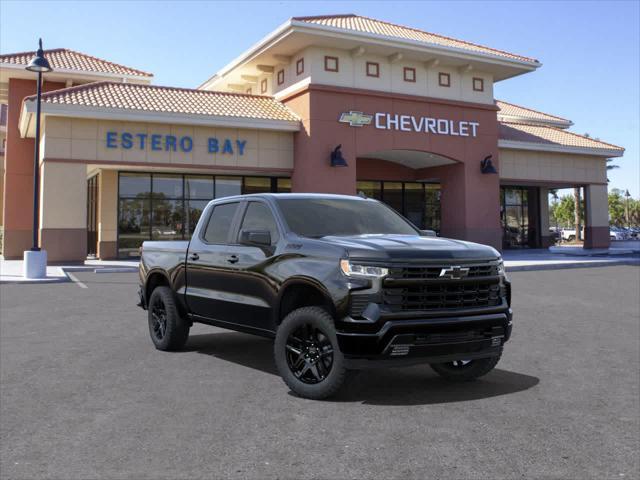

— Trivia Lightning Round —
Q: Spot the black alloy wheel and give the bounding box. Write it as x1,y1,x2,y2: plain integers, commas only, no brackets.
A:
150,298,168,342
285,324,334,384
274,306,348,399
147,286,190,351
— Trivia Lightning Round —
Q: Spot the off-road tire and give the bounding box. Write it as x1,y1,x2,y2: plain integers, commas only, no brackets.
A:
148,286,190,351
430,355,501,382
274,306,347,400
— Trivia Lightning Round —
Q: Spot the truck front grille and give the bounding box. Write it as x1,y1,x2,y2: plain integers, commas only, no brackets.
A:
348,262,504,317
382,281,501,311
388,264,498,279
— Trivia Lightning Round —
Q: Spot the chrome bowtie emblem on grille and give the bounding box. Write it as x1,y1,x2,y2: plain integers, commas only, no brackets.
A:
338,111,373,127
439,266,470,280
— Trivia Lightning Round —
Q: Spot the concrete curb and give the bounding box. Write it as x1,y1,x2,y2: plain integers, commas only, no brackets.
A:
506,259,640,272
94,267,139,274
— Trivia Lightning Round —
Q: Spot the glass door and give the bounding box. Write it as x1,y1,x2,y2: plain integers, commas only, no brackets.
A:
86,175,99,257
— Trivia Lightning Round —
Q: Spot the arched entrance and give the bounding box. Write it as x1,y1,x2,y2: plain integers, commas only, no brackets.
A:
356,150,457,231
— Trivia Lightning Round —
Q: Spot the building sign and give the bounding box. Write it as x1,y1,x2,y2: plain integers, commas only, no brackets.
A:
105,132,247,155
339,111,479,137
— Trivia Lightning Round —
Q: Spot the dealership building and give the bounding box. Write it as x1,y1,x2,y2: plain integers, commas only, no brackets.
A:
0,14,624,261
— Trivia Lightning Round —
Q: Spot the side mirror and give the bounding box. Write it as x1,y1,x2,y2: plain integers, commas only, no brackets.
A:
240,230,272,247
419,229,438,237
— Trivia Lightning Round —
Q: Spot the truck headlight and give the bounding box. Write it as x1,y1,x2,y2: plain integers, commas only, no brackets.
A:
497,259,505,276
340,260,388,278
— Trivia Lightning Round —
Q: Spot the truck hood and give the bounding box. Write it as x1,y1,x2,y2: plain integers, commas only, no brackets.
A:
316,234,500,262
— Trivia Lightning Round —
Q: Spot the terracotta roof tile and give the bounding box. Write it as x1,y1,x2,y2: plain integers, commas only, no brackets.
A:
499,122,623,153
293,14,538,64
0,48,152,77
496,100,571,126
27,82,299,122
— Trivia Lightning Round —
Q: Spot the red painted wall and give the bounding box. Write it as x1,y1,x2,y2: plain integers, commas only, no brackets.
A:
283,85,502,249
2,78,66,259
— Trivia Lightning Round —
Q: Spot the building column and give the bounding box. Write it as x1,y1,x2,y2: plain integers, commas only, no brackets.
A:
98,170,118,259
584,184,610,249
427,161,502,250
539,187,553,247
2,78,66,259
285,91,357,195
39,161,87,262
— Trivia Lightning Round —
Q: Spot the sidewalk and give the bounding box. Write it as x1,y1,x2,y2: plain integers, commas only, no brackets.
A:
0,258,139,284
502,249,639,272
2,250,638,284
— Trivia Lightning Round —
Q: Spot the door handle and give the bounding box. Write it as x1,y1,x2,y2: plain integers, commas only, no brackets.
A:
189,253,199,261
227,254,239,264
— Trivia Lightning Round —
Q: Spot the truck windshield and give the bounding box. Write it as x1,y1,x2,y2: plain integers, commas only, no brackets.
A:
276,198,418,237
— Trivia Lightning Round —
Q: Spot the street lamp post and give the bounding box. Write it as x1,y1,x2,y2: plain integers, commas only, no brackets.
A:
624,189,631,229
23,39,53,279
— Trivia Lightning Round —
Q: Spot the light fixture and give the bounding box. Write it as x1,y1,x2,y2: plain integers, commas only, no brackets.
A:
26,39,53,73
480,154,498,174
330,144,348,167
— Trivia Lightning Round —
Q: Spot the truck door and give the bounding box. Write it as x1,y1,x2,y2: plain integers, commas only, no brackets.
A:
185,201,243,323
224,200,282,331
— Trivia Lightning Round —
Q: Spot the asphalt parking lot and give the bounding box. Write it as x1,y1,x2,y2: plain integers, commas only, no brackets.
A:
1,266,639,480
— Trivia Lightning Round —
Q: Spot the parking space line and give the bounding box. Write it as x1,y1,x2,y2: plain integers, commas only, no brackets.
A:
66,272,88,289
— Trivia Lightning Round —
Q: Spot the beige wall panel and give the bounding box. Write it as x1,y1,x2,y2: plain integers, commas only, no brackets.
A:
585,184,609,227
45,117,72,138
39,162,86,229
241,148,259,167
258,149,288,168
71,138,98,161
258,131,280,150
42,118,293,169
499,149,608,184
71,119,98,140
44,137,71,158
98,170,118,242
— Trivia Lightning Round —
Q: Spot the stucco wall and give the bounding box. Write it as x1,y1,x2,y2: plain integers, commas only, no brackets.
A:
273,46,494,104
41,117,294,171
499,148,607,184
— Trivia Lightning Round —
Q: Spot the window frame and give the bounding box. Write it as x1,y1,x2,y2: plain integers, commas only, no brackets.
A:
324,55,339,72
277,69,284,85
438,72,451,87
200,200,242,246
260,78,268,94
236,200,282,245
245,87,252,95
296,58,304,75
403,67,416,83
472,77,484,92
366,61,380,78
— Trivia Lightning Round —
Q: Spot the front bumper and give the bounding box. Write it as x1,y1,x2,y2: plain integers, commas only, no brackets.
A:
337,309,512,368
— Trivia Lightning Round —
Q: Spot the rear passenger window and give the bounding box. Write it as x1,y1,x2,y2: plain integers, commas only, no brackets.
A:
203,202,239,244
240,202,280,244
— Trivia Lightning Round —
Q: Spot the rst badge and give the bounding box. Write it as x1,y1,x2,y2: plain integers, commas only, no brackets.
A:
439,266,470,280
338,111,373,127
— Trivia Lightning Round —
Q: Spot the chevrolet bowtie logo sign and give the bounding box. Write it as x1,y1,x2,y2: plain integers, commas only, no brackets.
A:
439,266,470,280
339,111,373,127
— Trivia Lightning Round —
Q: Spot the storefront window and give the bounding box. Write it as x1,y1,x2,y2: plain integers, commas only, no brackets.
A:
383,182,403,213
404,182,424,228
215,176,241,198
118,197,151,258
356,181,382,200
356,180,441,231
277,178,291,193
185,176,214,199
244,177,272,195
117,173,289,257
501,186,538,248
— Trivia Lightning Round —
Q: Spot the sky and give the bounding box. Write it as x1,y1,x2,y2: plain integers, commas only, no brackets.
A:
1,0,638,197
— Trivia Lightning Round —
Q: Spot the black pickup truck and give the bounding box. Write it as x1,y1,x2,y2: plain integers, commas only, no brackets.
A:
138,193,512,399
